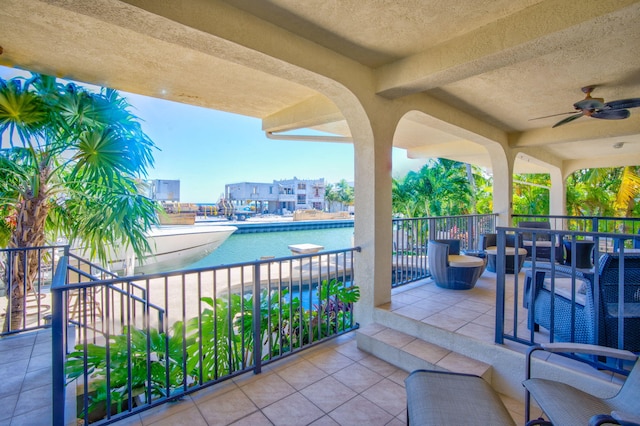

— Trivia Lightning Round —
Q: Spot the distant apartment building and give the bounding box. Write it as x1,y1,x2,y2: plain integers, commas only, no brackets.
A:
225,177,325,214
147,179,181,202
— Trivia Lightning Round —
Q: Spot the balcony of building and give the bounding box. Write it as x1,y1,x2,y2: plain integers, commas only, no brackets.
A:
3,214,640,425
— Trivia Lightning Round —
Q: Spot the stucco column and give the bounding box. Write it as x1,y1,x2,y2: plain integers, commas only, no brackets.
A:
350,114,396,326
549,167,566,216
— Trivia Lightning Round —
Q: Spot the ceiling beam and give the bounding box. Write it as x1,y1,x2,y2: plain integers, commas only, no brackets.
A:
262,94,344,133
375,0,638,99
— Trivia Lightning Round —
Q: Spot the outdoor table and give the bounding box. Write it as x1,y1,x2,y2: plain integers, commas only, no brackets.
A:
485,247,527,274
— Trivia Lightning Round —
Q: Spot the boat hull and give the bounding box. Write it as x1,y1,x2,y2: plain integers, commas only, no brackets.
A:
75,224,237,275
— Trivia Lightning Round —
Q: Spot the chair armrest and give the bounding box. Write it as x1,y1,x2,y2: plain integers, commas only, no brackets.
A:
589,413,640,426
537,343,638,361
613,410,640,426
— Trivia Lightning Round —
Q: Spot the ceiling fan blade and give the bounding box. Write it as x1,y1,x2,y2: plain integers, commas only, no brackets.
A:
603,98,640,110
592,109,631,120
529,111,578,121
574,97,604,110
552,113,584,128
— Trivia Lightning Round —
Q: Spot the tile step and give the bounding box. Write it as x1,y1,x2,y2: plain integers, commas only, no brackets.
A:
356,322,492,381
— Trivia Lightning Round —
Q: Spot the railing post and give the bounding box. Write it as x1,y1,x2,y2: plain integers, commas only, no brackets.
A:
253,263,262,374
428,218,436,241
495,229,506,344
51,256,68,426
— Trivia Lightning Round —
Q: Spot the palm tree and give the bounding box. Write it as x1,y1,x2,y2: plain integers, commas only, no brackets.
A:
413,159,472,217
614,166,640,217
324,183,340,212
0,73,159,331
391,176,419,218
512,174,551,215
335,179,354,211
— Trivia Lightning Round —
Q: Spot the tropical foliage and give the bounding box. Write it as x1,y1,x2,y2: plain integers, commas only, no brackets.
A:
0,73,158,331
325,179,354,212
512,174,551,215
392,159,491,217
65,279,359,421
566,167,640,218
392,158,640,220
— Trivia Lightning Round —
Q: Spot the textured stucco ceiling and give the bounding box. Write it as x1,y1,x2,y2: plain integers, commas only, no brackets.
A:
0,0,639,174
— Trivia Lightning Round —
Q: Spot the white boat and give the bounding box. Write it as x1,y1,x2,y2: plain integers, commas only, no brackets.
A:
74,224,237,275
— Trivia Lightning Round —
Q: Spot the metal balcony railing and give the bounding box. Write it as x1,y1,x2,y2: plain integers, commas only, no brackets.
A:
50,247,360,425
391,214,498,287
0,245,67,336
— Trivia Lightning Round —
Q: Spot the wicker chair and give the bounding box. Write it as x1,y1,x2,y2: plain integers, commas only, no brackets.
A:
518,221,564,263
481,233,527,274
427,240,484,290
528,253,640,351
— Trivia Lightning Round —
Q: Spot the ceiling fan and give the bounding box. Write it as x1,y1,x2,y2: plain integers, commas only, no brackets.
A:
532,86,640,128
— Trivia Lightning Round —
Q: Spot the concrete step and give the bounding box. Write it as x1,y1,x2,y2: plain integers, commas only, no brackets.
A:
356,322,492,381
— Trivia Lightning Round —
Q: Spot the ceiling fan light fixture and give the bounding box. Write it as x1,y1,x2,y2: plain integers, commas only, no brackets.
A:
613,142,624,149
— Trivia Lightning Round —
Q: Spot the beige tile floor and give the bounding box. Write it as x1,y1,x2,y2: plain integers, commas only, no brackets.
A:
387,269,527,346
1,271,530,426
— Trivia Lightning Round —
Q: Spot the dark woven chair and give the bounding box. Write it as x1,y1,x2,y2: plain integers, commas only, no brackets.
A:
427,240,484,290
518,221,564,263
528,253,640,351
433,239,460,255
481,233,526,274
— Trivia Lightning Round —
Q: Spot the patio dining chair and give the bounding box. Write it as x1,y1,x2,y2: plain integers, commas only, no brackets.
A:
524,342,640,426
427,240,484,290
518,221,564,264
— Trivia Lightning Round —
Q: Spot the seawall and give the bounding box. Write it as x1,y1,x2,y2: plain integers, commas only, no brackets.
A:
231,219,354,234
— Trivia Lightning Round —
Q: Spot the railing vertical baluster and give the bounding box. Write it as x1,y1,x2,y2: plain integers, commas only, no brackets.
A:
51,256,68,426
253,262,262,374
618,248,625,350
494,230,506,344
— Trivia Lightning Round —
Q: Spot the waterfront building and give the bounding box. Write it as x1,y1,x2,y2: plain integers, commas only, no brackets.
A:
147,179,181,202
225,177,325,214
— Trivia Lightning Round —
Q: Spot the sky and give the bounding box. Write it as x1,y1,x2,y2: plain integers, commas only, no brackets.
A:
1,66,426,202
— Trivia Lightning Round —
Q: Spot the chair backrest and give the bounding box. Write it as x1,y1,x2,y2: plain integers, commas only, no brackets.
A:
518,221,551,242
434,239,460,255
480,233,522,249
597,253,640,303
428,241,449,284
480,233,497,249
611,356,640,417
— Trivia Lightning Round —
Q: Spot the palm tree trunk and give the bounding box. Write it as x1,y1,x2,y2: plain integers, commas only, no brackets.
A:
3,178,49,332
466,164,477,214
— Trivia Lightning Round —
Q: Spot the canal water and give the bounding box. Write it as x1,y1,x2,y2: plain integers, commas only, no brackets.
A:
187,226,355,268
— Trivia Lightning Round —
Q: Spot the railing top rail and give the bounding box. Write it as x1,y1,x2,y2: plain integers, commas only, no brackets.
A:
497,226,639,240
512,214,640,222
52,247,361,291
68,252,119,278
0,244,68,252
393,213,498,221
